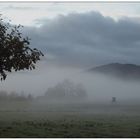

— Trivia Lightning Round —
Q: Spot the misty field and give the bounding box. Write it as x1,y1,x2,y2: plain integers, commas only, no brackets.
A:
0,101,140,138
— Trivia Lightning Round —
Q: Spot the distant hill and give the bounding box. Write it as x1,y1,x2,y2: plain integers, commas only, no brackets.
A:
89,63,140,80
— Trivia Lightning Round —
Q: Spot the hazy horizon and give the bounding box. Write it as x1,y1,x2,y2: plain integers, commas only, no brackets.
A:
1,2,140,102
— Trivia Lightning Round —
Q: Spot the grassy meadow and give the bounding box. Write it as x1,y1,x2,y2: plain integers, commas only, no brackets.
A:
0,101,140,137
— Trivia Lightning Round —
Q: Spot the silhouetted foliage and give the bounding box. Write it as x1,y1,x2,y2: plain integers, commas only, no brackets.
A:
27,93,33,100
0,90,34,101
45,79,87,101
0,90,8,100
0,16,44,80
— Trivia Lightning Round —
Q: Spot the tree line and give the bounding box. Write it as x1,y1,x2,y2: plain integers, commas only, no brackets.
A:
0,80,87,102
0,90,33,101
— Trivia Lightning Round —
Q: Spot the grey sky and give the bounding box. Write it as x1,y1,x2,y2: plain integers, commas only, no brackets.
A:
1,2,140,67
0,2,140,67
1,2,140,26
22,10,140,67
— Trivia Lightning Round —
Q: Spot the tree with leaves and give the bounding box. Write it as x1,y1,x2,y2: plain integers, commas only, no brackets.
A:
45,79,87,101
0,16,43,80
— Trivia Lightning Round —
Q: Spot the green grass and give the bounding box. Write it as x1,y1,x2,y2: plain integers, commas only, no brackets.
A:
0,101,140,137
0,114,140,137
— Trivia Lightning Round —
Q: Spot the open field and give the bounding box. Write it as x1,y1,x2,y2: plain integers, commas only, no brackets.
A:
0,101,140,138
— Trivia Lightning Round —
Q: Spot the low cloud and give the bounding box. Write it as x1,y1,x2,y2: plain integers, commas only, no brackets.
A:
23,11,140,68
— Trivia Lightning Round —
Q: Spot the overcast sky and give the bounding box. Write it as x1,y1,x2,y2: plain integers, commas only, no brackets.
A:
1,2,140,68
1,2,140,94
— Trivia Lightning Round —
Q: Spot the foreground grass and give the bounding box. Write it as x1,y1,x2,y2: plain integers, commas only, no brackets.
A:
0,115,140,138
0,101,140,137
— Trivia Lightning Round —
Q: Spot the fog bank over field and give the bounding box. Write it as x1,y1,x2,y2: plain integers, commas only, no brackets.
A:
74,71,140,103
1,62,140,104
0,62,81,96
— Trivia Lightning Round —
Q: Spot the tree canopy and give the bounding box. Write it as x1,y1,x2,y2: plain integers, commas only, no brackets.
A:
45,79,87,101
0,16,44,80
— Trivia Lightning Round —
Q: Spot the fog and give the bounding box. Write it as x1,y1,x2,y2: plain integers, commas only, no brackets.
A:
1,61,140,105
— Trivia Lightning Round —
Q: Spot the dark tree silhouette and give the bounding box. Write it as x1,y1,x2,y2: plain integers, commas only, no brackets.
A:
0,16,44,80
45,79,87,101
